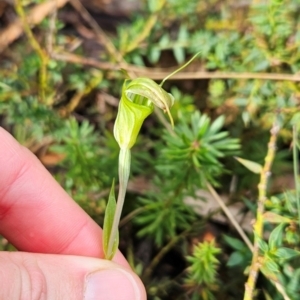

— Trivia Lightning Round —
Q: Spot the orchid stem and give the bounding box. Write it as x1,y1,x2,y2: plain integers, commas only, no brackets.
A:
107,148,131,256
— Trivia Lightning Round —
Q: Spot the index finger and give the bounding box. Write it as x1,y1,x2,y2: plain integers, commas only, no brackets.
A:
0,127,127,266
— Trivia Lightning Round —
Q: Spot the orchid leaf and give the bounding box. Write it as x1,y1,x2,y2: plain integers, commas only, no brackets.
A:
103,179,119,260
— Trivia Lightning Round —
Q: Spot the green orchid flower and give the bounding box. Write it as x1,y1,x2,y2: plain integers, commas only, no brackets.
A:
103,53,200,260
114,78,175,150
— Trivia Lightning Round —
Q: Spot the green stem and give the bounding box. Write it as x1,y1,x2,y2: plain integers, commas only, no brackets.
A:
107,148,131,256
244,121,279,300
159,51,200,87
293,126,300,228
15,0,48,103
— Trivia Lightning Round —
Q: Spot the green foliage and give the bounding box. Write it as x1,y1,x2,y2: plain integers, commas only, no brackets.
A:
224,235,252,268
51,118,114,201
134,110,240,246
266,192,300,240
53,119,103,183
157,111,240,187
1,0,300,298
185,241,221,300
135,187,196,246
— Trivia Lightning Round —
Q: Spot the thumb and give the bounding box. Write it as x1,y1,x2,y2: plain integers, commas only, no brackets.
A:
0,251,146,300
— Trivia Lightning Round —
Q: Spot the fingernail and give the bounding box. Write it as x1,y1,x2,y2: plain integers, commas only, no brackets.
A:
84,268,141,300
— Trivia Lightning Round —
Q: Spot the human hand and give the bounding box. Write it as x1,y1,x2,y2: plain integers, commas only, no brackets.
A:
0,127,146,300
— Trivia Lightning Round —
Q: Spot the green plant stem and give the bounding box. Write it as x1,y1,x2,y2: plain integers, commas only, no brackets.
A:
159,52,200,87
107,148,131,256
15,0,48,103
206,182,253,251
244,122,279,300
293,126,300,228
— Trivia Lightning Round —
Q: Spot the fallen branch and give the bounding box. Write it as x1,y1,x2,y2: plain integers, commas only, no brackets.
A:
53,51,300,82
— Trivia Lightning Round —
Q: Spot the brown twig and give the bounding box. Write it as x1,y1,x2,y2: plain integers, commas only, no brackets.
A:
69,0,134,76
59,72,103,116
123,14,158,55
142,233,185,282
46,4,57,55
52,52,300,82
52,52,124,70
206,182,253,251
122,0,166,55
119,207,146,227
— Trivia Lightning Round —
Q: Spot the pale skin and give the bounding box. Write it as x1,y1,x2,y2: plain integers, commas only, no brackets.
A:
0,127,146,300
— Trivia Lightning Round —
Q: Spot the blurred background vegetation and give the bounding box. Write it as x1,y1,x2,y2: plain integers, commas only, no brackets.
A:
0,0,300,299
